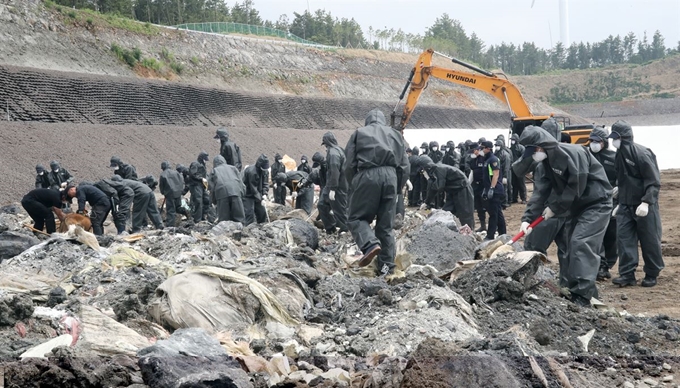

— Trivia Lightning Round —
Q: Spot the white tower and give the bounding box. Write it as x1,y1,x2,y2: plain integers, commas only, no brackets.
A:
558,0,570,46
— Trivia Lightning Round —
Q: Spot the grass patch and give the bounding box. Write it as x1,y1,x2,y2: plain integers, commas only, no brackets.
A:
190,56,199,65
110,43,141,68
43,1,161,36
141,57,162,72
169,61,184,75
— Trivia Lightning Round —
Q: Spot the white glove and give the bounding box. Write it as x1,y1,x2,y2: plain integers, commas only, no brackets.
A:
520,221,532,236
502,178,507,185
273,183,278,189
612,186,619,199
467,171,474,184
542,207,555,220
636,202,649,217
612,205,619,217
292,192,298,198
406,179,413,191
263,195,268,201
261,200,267,207
329,190,336,201
60,182,68,189
202,178,207,184
419,203,428,211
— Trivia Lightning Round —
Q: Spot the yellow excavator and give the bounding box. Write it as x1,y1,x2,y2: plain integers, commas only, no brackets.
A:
391,49,591,144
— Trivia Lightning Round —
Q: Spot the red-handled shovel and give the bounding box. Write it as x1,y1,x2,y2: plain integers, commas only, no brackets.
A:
506,216,545,245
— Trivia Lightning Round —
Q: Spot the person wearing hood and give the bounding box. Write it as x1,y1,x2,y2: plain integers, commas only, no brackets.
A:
345,109,410,275
47,160,73,191
479,141,506,239
494,138,513,209
273,170,314,215
176,164,190,196
214,127,243,171
312,151,327,190
209,155,246,224
418,155,475,228
587,128,619,280
428,141,443,164
159,161,186,227
469,144,487,232
141,175,158,192
319,131,349,234
21,188,67,234
408,146,422,206
519,125,612,307
94,177,134,234
298,155,312,174
513,118,570,285
510,133,527,204
608,121,663,287
112,176,164,234
65,183,111,236
242,154,270,225
188,151,216,223
110,156,138,181
35,164,51,189
442,140,460,170
271,153,287,206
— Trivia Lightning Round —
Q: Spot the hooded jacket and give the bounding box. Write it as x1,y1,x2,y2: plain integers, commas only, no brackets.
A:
271,153,286,179
312,152,327,188
418,156,469,192
47,162,73,190
160,165,185,198
322,132,348,191
189,153,209,186
96,178,134,204
217,129,243,171
588,127,617,188
35,165,51,189
116,177,153,197
520,126,612,217
110,157,138,181
209,156,245,202
442,140,460,169
509,133,525,161
344,109,410,188
494,140,513,179
611,120,660,206
428,141,443,163
243,154,269,200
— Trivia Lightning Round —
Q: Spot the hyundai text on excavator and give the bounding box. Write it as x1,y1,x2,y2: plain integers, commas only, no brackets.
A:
391,48,591,144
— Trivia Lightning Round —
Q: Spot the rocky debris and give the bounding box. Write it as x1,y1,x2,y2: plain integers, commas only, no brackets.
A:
261,218,319,250
0,230,39,262
406,219,477,271
138,328,253,388
0,293,34,326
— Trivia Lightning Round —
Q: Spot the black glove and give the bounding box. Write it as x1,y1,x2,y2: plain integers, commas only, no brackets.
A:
482,187,494,201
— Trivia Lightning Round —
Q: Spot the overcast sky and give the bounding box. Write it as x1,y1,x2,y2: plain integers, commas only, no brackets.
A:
252,0,680,49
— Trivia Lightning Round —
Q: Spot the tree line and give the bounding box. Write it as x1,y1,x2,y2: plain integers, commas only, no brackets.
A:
51,0,679,75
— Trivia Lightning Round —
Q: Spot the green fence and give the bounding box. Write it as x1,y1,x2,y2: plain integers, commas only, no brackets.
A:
174,22,332,48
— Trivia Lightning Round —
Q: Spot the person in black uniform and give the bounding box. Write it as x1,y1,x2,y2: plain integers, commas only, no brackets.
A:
188,151,216,223
21,188,66,234
35,165,51,189
242,154,270,225
479,141,506,240
47,161,73,190
608,120,663,288
271,153,287,206
159,161,186,227
469,145,487,232
510,133,527,204
215,127,243,171
110,156,138,180
66,184,111,235
274,171,314,215
297,155,312,174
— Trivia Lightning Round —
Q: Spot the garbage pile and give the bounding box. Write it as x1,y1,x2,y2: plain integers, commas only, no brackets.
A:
0,205,679,388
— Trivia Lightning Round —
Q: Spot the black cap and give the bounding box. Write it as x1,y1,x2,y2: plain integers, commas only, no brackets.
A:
36,164,45,173
480,141,494,149
607,131,621,139
161,161,171,170
588,134,603,142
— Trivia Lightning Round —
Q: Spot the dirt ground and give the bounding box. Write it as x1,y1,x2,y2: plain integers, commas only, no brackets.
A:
500,169,680,319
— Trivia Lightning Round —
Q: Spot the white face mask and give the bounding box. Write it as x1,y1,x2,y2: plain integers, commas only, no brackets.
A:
216,139,221,143
38,171,44,176
53,168,59,173
470,153,478,159
441,147,447,152
532,151,548,162
493,146,500,152
589,142,602,153
612,139,621,149
432,147,438,152
112,166,120,171
511,140,516,145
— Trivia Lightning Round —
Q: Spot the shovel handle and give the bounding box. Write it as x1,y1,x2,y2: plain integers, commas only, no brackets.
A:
508,216,545,244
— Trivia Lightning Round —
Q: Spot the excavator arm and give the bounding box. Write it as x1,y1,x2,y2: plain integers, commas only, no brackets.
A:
393,49,534,131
